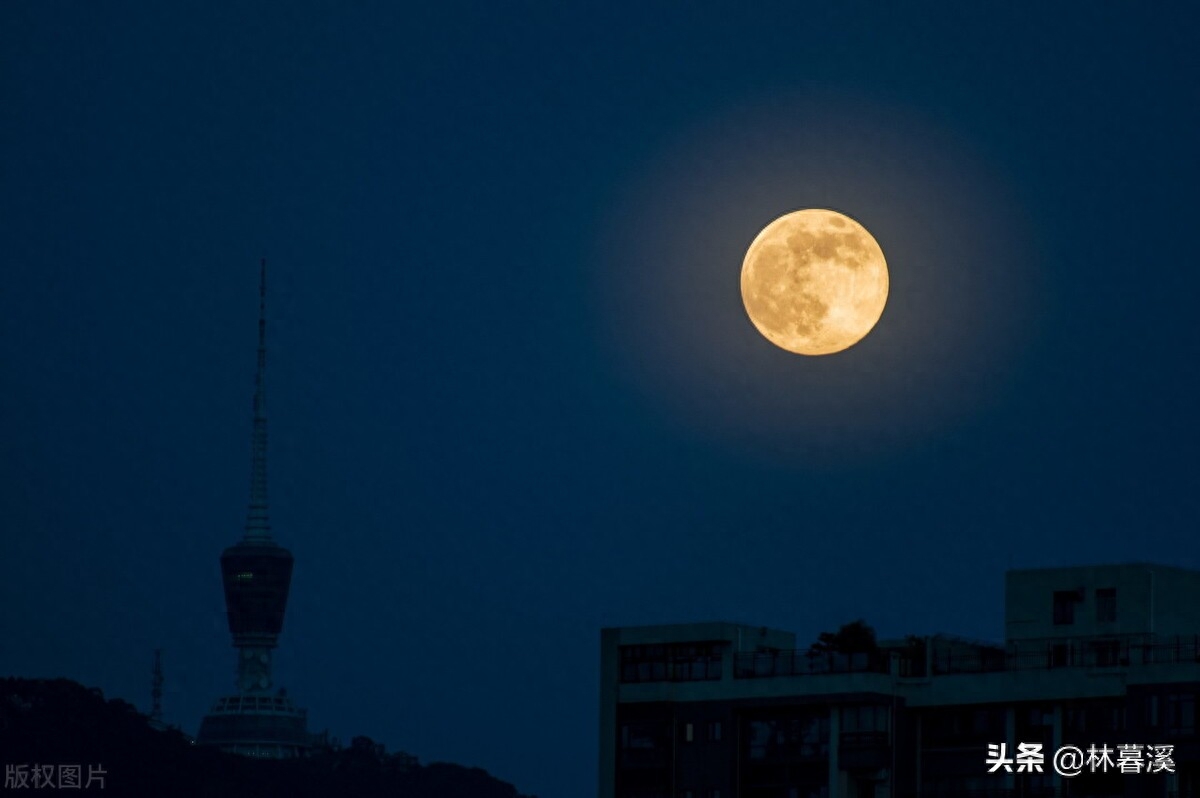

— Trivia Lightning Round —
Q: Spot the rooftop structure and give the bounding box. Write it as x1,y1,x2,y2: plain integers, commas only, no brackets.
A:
600,563,1200,797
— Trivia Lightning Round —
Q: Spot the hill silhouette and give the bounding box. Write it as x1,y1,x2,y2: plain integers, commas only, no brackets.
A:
1,678,535,798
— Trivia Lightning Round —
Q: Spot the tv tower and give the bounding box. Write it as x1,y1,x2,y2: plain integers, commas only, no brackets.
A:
196,260,310,758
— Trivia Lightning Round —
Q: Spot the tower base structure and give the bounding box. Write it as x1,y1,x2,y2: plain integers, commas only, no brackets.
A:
196,691,311,758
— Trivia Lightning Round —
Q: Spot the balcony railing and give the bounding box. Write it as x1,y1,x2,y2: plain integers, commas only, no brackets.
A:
727,635,1200,681
619,657,722,683
901,791,1142,798
734,650,890,679
929,634,1200,675
619,642,726,684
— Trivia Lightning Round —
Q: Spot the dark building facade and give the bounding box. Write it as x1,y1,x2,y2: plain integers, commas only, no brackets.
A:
600,564,1200,798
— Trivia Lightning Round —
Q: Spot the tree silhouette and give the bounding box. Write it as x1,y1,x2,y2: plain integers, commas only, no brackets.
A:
808,619,878,655
0,677,532,798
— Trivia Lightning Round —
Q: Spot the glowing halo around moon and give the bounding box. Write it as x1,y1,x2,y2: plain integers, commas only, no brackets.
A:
741,209,889,355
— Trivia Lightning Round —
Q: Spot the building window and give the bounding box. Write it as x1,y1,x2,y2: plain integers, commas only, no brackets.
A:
1053,590,1078,625
684,723,693,743
747,713,830,761
708,721,722,742
921,707,1003,747
619,645,667,683
619,642,726,683
618,721,672,773
1022,706,1054,729
1065,701,1125,734
1095,703,1125,732
620,723,662,750
842,705,889,734
1167,694,1196,734
1089,639,1121,667
1096,587,1117,623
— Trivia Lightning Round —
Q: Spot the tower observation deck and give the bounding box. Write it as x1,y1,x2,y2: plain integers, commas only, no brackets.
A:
196,260,311,758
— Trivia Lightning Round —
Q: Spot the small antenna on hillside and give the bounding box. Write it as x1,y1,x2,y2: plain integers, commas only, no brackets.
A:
150,648,164,726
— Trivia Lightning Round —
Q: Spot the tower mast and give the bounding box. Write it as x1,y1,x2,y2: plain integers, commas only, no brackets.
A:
245,257,270,541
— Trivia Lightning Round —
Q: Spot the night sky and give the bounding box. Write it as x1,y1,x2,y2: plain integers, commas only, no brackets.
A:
3,4,1200,797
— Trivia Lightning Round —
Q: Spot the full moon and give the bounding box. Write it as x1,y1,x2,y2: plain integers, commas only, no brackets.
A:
741,209,889,355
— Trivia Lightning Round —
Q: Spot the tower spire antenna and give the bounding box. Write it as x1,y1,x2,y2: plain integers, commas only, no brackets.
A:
245,257,270,540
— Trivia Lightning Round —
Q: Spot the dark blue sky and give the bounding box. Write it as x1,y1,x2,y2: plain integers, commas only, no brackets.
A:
3,4,1199,797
